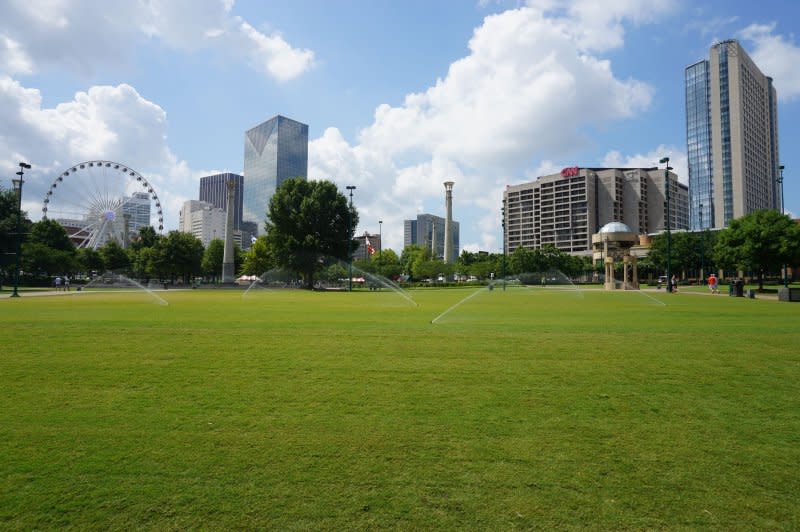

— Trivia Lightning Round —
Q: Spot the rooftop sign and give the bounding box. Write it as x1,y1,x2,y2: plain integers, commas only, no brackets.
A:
560,166,580,177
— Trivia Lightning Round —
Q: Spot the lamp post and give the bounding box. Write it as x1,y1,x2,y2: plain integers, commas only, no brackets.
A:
378,220,383,261
501,199,506,291
699,203,704,282
778,165,787,287
346,185,356,292
659,157,673,293
11,162,31,298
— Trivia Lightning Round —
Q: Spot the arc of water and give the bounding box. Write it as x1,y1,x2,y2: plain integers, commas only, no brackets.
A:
629,288,667,306
345,263,417,307
431,286,487,324
77,272,168,306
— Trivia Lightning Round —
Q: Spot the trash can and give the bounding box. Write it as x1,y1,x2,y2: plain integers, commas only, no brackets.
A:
734,279,744,297
747,289,756,299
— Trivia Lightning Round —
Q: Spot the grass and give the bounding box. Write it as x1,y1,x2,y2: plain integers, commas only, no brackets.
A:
1,286,799,529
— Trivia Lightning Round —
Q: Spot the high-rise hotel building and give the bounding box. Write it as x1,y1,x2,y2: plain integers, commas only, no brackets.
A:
504,167,688,256
243,115,308,236
686,39,780,229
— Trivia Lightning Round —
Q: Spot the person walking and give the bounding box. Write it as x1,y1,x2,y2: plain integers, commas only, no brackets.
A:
64,276,70,291
671,274,678,293
54,276,62,291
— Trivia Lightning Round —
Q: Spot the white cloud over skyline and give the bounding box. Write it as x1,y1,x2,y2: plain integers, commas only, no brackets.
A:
0,77,199,225
739,22,800,101
0,0,314,81
309,2,665,250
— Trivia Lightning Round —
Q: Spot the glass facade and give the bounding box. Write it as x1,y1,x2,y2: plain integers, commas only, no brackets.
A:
692,40,780,227
121,192,151,233
685,61,714,230
243,115,308,235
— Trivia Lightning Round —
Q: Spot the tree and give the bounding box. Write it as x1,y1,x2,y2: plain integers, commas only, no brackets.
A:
714,209,800,290
21,243,75,277
373,248,402,279
509,246,543,275
131,225,160,250
0,187,32,287
151,231,204,284
353,257,376,274
266,178,357,289
29,219,74,252
202,239,225,281
100,240,130,272
21,219,76,278
241,236,274,276
77,247,104,274
400,244,430,278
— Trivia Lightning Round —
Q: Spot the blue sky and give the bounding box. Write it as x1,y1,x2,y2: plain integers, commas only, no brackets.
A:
1,0,798,253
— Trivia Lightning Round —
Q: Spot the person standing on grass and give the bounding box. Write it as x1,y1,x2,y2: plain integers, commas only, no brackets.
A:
708,273,718,294
55,276,62,291
64,276,70,291
671,274,678,293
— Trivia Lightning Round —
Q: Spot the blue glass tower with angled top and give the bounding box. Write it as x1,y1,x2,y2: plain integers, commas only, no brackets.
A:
243,115,308,236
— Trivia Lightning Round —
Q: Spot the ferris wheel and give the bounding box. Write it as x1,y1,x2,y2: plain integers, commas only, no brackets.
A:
41,160,165,249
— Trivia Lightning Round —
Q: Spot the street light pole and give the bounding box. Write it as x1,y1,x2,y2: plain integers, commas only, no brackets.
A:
346,185,356,292
699,203,704,281
659,157,673,293
778,165,787,287
501,199,506,291
378,220,383,261
11,162,31,298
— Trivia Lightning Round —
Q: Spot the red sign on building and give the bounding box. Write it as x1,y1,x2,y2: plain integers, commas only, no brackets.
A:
560,166,580,177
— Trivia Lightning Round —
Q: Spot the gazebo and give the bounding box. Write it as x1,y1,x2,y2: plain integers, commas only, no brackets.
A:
592,222,639,290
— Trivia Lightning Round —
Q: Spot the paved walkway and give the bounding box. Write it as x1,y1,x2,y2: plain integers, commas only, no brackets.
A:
0,288,177,299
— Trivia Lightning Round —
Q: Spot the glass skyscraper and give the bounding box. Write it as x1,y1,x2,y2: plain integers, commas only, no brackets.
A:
685,40,780,229
243,115,308,235
685,60,714,230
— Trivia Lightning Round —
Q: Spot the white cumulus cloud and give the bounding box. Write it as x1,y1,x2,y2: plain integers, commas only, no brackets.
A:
0,77,198,229
739,23,800,101
0,0,314,82
602,145,688,184
310,2,669,252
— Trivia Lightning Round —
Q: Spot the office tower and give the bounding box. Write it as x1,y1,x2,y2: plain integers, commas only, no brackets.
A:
503,167,688,255
686,39,780,229
121,192,152,233
243,115,308,236
403,214,460,260
178,200,235,248
199,173,243,229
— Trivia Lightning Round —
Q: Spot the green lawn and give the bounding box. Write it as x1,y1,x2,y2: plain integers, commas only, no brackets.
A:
1,286,799,529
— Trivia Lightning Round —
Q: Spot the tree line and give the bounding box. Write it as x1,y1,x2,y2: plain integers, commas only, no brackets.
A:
642,209,800,289
2,181,798,290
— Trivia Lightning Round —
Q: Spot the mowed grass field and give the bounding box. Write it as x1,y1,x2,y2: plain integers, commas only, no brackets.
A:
1,286,799,529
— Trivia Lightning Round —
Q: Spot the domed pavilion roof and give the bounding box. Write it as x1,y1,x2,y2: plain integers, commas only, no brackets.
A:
598,221,633,234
